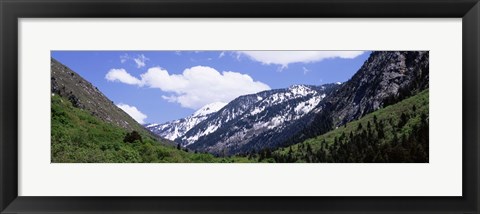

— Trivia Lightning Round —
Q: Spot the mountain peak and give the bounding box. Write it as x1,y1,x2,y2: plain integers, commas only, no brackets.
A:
146,101,228,141
193,102,227,117
288,84,307,89
288,84,314,96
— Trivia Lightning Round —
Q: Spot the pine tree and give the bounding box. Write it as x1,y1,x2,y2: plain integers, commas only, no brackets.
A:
357,122,363,131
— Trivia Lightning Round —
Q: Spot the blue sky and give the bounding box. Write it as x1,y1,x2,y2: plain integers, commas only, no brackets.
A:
51,51,371,124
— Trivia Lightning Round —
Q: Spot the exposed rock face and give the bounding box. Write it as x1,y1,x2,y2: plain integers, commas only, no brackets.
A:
51,58,146,132
320,51,429,127
283,51,429,146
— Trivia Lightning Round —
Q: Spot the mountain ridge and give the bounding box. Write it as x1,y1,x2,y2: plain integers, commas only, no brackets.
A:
282,51,429,147
161,51,429,156
146,102,227,141
182,83,339,155
51,58,166,142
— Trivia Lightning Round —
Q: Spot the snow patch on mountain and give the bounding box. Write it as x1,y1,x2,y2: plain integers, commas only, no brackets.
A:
145,123,159,128
250,106,265,115
294,94,325,115
145,102,226,141
147,84,340,153
193,102,227,117
289,84,311,96
183,84,339,155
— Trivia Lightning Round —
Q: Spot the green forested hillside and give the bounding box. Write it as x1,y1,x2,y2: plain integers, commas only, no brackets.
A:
268,90,429,163
51,94,252,163
51,89,428,163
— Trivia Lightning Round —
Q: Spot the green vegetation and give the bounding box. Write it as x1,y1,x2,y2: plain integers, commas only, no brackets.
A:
51,89,429,163
51,94,252,163
269,90,429,163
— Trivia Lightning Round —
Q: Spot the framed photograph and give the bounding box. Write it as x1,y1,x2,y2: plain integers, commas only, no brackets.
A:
1,0,479,213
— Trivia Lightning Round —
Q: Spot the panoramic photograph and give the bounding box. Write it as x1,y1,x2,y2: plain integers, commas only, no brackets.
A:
51,51,429,163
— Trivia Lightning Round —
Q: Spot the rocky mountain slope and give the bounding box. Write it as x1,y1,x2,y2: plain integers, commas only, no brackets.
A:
283,51,429,146
323,51,428,126
143,51,428,156
181,84,340,155
51,58,148,134
271,89,429,163
177,51,428,156
146,102,227,140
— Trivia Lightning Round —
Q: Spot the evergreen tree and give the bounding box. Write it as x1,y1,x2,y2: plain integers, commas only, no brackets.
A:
357,122,363,131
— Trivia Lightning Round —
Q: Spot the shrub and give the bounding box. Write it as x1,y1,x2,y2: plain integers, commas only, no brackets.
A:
123,131,142,143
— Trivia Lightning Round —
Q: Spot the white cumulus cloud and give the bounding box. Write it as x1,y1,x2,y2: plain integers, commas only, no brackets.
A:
105,68,142,85
117,103,148,124
106,66,270,109
238,51,365,68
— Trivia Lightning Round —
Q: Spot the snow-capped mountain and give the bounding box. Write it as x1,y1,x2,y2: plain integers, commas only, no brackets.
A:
182,52,429,156
146,102,226,141
181,84,340,154
148,51,429,156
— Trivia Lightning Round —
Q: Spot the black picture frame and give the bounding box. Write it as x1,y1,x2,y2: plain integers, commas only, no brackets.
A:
1,0,479,213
